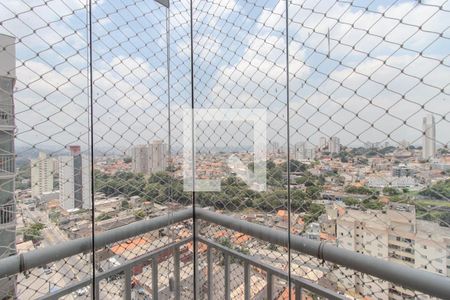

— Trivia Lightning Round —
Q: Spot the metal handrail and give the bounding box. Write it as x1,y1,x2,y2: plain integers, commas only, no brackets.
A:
0,208,192,277
195,208,450,299
199,236,345,300
40,238,191,300
1,208,450,299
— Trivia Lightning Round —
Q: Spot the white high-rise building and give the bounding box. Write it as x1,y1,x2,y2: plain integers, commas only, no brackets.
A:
31,152,54,198
131,140,167,175
319,137,328,150
294,142,315,161
59,146,90,210
329,137,340,154
422,114,436,160
131,145,149,174
149,140,167,174
0,33,16,299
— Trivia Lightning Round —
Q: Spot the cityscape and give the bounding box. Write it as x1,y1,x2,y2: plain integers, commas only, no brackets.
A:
8,114,450,299
1,0,450,300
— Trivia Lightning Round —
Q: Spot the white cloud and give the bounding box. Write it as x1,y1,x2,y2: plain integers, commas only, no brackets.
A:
3,0,450,150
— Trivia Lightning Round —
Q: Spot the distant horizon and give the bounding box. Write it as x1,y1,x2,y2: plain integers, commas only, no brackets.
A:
15,140,438,159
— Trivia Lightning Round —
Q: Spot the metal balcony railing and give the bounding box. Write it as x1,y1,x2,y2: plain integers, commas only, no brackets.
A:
1,208,449,300
0,154,14,175
0,203,14,225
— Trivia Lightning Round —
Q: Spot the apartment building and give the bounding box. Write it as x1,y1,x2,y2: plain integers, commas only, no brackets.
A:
422,114,436,161
329,137,341,154
31,152,54,198
59,146,90,210
331,203,450,299
0,33,16,299
131,144,148,174
131,140,167,175
294,142,315,161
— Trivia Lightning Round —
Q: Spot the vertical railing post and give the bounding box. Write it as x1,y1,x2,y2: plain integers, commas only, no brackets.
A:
244,261,250,300
124,267,132,300
152,256,159,300
194,222,200,299
224,253,230,300
267,272,273,300
94,277,100,299
295,283,302,300
174,247,181,300
207,246,213,300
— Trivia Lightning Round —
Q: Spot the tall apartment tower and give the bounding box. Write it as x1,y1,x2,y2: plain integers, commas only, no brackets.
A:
149,140,167,174
294,142,315,161
31,152,54,198
131,145,149,174
131,140,167,175
0,33,16,299
329,136,341,154
319,137,328,150
59,145,90,210
422,114,436,160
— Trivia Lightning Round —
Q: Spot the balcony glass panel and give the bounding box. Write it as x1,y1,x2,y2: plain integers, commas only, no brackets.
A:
0,0,449,299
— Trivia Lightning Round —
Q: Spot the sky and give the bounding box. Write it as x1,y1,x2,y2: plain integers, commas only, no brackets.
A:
0,0,448,156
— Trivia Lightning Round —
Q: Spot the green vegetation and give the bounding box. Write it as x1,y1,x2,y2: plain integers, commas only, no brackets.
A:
23,222,45,242
349,146,395,158
382,187,401,196
123,156,132,163
303,203,325,224
48,210,60,223
332,151,352,163
16,163,31,190
345,185,378,196
281,160,308,173
121,199,130,210
96,213,112,222
344,197,384,210
416,199,450,208
343,197,359,206
419,180,450,200
361,199,384,210
134,210,145,220
387,189,450,227
94,160,328,220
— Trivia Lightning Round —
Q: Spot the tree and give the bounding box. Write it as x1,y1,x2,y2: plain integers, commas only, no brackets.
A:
419,180,450,200
144,183,162,200
305,185,323,200
356,157,369,165
345,185,377,195
361,199,384,210
121,200,130,210
267,166,284,187
96,213,112,222
303,203,325,224
291,189,307,211
383,187,401,196
123,156,132,163
344,197,359,206
365,150,378,157
23,223,45,242
134,210,145,220
281,160,307,173
148,172,172,185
